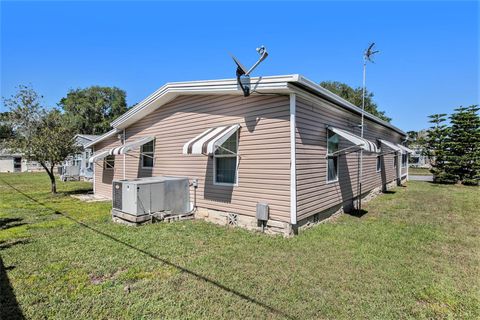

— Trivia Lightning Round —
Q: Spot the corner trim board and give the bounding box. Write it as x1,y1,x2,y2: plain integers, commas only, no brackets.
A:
290,93,297,225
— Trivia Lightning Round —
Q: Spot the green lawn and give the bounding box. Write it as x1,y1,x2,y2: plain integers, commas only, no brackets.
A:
1,173,479,319
409,167,433,176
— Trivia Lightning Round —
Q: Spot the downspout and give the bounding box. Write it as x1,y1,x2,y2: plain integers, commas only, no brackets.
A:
123,129,126,180
289,93,297,228
92,146,96,194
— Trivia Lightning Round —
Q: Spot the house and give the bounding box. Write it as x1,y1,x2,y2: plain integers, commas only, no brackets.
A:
0,150,42,173
409,146,430,168
86,75,412,235
60,134,100,180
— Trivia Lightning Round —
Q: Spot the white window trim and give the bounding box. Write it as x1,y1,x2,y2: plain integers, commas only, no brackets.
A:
401,153,408,168
326,129,339,184
104,155,115,170
326,155,339,184
140,139,156,169
376,155,382,173
213,130,239,187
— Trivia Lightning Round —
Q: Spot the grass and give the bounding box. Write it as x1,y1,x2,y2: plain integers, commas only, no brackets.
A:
409,167,432,176
1,173,479,319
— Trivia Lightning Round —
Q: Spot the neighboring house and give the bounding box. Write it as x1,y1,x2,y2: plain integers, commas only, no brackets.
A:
0,150,42,173
60,134,100,180
87,74,412,235
409,146,430,168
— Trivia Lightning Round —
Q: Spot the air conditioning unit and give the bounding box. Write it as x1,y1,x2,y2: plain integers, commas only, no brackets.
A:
112,176,190,219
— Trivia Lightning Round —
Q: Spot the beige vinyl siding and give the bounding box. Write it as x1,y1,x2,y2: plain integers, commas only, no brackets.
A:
93,135,123,199
295,95,404,221
120,94,291,222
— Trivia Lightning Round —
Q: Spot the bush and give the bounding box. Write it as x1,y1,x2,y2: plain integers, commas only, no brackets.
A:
433,172,458,184
462,179,479,186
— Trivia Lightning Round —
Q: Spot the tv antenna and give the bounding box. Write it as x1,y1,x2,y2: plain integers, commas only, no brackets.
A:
231,46,269,97
357,42,379,212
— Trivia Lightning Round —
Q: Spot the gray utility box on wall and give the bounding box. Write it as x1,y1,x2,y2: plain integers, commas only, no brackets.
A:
256,202,269,221
112,176,190,218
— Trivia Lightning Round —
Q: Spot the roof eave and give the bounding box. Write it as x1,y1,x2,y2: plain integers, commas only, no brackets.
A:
110,75,297,129
293,75,406,136
84,129,120,148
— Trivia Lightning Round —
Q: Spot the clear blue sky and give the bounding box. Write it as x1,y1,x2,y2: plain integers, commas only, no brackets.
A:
1,1,478,131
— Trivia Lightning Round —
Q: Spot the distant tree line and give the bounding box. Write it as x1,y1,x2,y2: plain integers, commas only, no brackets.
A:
320,81,391,122
424,106,480,185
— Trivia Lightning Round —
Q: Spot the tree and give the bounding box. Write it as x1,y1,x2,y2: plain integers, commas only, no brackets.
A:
59,86,128,135
3,85,80,193
445,105,480,185
425,113,454,183
0,112,14,143
320,81,391,122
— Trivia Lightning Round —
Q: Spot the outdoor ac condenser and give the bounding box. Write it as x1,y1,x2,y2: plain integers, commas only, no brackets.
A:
112,176,190,217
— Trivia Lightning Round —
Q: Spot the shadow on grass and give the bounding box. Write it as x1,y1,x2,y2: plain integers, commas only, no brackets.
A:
0,218,27,231
0,177,297,320
383,190,396,194
346,209,369,218
61,187,94,196
0,240,30,251
0,257,25,320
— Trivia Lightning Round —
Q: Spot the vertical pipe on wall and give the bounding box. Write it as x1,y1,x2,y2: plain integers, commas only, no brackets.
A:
92,147,96,194
123,129,126,180
290,93,297,226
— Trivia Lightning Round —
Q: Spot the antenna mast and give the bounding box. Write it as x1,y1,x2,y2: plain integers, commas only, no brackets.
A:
358,42,379,212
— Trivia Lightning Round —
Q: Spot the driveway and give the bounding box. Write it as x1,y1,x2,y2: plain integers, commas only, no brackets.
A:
409,175,433,182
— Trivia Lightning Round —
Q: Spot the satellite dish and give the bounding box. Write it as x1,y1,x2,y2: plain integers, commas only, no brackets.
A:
230,46,269,96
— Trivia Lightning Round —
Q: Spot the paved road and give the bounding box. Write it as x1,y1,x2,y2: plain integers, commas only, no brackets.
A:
409,175,433,182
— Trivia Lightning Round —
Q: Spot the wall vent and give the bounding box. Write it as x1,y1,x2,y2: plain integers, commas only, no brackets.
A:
227,213,238,226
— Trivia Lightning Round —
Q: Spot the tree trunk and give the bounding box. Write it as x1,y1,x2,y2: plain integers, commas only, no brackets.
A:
40,162,57,194
49,165,57,194
48,171,57,194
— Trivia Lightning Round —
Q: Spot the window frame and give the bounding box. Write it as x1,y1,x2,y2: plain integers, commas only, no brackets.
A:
326,129,339,183
376,155,382,172
103,155,115,170
213,131,239,187
140,139,155,169
401,153,408,168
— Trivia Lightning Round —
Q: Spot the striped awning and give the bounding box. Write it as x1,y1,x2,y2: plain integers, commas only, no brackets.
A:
329,127,380,153
109,136,154,156
379,139,401,152
397,144,414,154
88,150,109,163
183,124,240,155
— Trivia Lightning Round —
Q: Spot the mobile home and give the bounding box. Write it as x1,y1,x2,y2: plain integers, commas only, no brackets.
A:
0,150,42,173
60,134,99,180
87,75,411,235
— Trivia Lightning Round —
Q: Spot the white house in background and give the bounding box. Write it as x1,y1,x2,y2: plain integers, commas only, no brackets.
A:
409,147,430,168
60,134,100,180
0,150,42,173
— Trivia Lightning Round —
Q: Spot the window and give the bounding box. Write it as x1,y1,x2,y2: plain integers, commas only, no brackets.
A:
401,153,408,168
104,155,115,169
85,150,92,168
376,156,382,172
141,140,155,168
327,129,339,182
214,131,238,185
394,155,398,168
